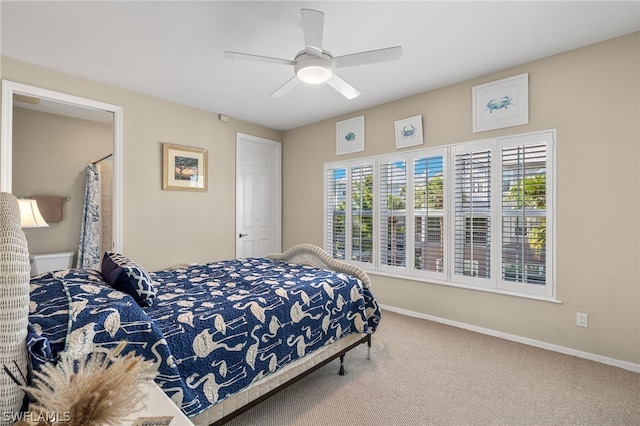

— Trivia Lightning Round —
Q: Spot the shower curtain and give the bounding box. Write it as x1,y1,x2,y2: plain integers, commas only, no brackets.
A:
77,164,101,269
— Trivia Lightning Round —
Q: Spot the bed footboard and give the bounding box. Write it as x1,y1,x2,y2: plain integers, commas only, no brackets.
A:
267,244,372,290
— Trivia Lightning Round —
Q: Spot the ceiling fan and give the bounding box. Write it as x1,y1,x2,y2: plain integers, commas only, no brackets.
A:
224,9,403,99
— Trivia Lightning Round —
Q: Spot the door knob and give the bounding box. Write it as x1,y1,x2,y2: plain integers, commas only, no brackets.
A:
239,233,248,238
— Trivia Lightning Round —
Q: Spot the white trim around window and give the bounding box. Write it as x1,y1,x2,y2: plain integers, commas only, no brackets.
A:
324,129,557,301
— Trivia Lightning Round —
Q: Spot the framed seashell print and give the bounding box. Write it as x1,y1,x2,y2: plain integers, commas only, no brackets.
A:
336,115,365,155
395,115,423,149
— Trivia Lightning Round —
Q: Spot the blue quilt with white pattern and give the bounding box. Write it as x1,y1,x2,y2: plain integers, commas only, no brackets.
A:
28,258,380,417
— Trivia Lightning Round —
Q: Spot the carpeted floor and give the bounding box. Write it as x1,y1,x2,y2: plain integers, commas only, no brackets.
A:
223,309,640,426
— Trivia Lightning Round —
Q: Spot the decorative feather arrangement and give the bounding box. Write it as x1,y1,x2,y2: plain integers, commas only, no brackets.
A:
16,341,156,426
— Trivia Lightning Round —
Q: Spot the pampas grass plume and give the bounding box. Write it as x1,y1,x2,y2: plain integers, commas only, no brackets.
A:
22,341,157,426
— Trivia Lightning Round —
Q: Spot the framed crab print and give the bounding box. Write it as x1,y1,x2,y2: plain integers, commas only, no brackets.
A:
395,115,423,149
472,73,529,133
336,115,365,155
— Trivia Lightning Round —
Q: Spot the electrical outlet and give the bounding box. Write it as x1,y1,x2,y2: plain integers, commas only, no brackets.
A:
576,312,588,328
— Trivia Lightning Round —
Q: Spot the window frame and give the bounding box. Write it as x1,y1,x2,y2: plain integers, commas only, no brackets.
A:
378,153,409,275
323,129,556,300
324,159,377,271
450,138,496,289
496,132,556,298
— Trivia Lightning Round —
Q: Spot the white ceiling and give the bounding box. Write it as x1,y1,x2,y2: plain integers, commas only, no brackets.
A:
2,1,639,131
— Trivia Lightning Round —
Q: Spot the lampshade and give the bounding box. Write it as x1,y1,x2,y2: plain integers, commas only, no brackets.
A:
18,199,49,228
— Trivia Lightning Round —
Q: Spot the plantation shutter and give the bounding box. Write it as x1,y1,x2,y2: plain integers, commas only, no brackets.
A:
324,130,554,299
501,142,547,286
413,155,445,273
454,148,491,280
325,166,347,260
380,160,407,268
351,164,374,264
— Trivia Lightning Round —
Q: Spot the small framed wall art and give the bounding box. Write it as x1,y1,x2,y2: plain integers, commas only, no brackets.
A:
472,73,529,133
336,115,365,155
162,143,208,191
395,115,423,149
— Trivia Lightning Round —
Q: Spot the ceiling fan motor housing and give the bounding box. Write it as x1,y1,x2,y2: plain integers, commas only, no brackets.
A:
294,52,334,84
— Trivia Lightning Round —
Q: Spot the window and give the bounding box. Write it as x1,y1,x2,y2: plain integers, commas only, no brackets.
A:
325,161,374,267
499,134,551,295
324,130,555,299
351,164,374,263
414,154,445,276
454,146,492,283
325,166,346,260
380,159,407,269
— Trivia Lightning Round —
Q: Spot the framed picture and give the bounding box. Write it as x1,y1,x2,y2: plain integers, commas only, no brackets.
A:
336,115,365,155
162,143,208,191
395,115,423,149
472,73,529,133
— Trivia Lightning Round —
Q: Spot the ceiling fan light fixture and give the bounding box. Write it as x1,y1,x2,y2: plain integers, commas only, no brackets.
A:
294,56,333,84
297,65,332,84
226,9,403,99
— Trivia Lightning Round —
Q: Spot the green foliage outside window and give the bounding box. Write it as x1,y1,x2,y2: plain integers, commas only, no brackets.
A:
506,174,546,258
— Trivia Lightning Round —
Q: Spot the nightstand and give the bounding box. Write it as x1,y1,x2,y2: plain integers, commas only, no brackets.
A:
124,381,194,426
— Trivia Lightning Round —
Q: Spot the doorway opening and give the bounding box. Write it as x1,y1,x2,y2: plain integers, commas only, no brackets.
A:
1,80,123,253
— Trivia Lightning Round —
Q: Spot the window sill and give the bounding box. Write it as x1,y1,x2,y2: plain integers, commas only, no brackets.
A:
367,269,562,304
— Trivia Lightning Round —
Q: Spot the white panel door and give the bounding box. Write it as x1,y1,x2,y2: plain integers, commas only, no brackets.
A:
236,133,281,258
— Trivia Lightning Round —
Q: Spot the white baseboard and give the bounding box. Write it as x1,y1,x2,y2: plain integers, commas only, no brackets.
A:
380,304,640,373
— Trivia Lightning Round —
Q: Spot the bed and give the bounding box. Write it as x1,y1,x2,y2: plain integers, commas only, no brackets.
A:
2,193,380,425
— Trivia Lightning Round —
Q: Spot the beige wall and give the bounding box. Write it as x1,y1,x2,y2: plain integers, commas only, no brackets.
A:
1,57,283,271
282,33,640,365
13,107,112,260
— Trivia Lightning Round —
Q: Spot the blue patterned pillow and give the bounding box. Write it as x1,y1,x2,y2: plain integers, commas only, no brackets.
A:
101,252,157,307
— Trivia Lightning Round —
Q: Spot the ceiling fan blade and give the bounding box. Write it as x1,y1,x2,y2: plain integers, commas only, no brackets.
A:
326,74,361,100
301,9,324,57
224,51,294,66
270,76,300,98
333,46,403,68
